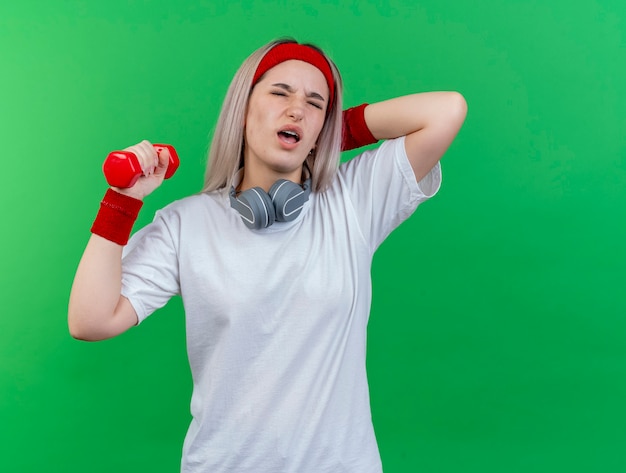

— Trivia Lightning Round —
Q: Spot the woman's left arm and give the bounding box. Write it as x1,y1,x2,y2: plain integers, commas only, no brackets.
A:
364,92,467,181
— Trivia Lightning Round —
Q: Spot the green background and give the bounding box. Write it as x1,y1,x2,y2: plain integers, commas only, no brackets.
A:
2,0,625,471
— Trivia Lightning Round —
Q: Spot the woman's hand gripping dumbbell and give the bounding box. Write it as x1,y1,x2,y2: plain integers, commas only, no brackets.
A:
102,141,179,199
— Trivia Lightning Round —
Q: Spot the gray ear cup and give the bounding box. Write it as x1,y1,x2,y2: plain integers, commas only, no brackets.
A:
229,186,276,229
268,178,312,222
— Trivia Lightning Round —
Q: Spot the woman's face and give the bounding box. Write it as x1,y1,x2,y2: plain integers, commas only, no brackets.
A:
244,59,329,183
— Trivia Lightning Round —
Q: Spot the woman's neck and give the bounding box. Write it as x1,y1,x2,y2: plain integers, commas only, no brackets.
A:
238,162,304,193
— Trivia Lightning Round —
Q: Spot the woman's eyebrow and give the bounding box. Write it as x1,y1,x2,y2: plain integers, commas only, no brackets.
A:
271,83,326,102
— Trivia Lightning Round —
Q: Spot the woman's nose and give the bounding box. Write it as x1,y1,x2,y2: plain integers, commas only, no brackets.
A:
286,100,305,120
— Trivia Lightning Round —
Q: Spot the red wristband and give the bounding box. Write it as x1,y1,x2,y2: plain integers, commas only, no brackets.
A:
90,188,143,245
341,103,378,151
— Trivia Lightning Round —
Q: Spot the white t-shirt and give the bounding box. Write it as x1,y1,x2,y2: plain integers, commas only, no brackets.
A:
122,137,441,473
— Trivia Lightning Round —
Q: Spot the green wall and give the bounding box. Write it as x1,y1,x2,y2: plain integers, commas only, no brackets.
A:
2,1,625,471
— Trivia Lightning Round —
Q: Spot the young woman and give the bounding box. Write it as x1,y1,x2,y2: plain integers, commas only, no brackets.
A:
69,39,467,473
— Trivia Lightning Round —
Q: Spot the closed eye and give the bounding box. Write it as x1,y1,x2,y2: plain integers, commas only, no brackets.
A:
271,91,323,110
271,83,326,109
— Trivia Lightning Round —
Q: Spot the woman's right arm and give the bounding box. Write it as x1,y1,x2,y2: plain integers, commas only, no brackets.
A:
68,236,138,341
68,141,171,341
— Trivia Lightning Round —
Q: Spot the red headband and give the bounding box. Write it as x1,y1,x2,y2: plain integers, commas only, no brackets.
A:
252,42,335,109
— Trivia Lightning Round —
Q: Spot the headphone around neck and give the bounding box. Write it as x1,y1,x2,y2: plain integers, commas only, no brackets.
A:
229,175,312,230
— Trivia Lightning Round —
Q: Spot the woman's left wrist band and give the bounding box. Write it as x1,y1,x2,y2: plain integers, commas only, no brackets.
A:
341,103,378,151
91,188,143,245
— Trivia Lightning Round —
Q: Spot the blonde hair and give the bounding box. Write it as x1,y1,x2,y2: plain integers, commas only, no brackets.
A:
202,39,343,193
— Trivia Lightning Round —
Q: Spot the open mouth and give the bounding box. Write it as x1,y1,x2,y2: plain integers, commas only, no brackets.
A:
278,129,301,144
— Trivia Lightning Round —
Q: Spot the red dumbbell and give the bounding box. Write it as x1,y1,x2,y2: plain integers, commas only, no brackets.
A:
103,144,180,188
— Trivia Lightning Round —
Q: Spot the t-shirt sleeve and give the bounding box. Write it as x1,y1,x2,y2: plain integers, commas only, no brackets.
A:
121,209,181,324
338,136,442,252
